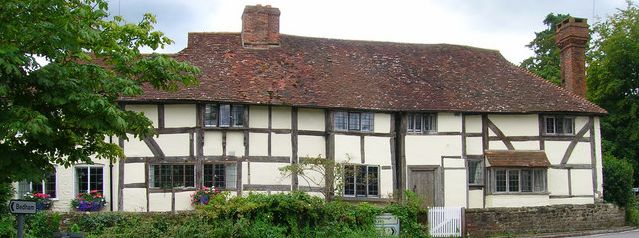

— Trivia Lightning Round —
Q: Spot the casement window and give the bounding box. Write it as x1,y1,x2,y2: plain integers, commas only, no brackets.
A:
544,116,574,135
407,113,437,133
491,168,546,193
203,104,245,128
17,173,57,199
149,164,195,189
76,166,104,194
334,111,374,132
467,160,484,186
203,163,237,189
343,164,379,197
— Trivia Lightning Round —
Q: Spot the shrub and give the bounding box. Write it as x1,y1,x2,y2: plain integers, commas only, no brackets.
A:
603,155,635,207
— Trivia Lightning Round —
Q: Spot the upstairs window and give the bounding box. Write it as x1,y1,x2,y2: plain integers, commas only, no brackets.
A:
334,111,374,132
343,164,379,197
203,104,245,128
203,163,237,189
467,160,484,186
544,116,574,135
17,173,57,199
407,113,437,133
149,164,195,189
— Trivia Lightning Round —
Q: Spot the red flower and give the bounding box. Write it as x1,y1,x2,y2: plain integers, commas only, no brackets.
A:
90,190,98,194
96,194,103,198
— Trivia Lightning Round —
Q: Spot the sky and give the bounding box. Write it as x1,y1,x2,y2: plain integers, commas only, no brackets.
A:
106,0,629,64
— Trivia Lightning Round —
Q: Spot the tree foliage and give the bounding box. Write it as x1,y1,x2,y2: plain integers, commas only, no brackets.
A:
0,0,199,183
588,2,639,184
520,13,571,85
602,154,635,207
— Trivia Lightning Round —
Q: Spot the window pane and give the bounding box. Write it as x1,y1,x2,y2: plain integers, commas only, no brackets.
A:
508,170,519,192
150,165,159,188
468,160,483,185
556,118,564,134
564,118,573,134
425,113,436,131
160,164,172,188
356,165,367,196
334,111,348,131
172,165,184,187
17,181,31,199
232,105,245,127
203,164,214,188
344,165,355,196
226,164,237,189
44,173,56,198
90,167,104,193
414,114,423,132
76,168,88,193
348,113,361,131
367,166,379,196
184,165,195,187
521,170,532,192
204,104,217,127
214,164,226,188
219,104,231,127
533,170,546,192
546,117,555,134
361,113,374,132
407,114,414,132
495,170,507,192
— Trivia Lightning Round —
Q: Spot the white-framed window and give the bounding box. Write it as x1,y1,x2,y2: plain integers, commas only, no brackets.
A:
334,111,374,132
467,160,484,186
343,164,379,197
491,168,546,193
17,173,57,199
203,104,245,128
203,163,237,189
407,113,437,133
76,165,104,194
544,116,574,135
149,164,195,188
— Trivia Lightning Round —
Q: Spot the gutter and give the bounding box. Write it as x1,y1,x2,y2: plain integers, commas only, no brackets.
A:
109,136,114,212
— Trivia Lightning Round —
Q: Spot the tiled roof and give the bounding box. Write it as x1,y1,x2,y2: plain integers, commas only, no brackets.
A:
121,33,606,114
485,150,551,168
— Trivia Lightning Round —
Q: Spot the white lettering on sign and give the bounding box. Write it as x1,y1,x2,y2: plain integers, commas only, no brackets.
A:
375,213,400,236
9,200,37,214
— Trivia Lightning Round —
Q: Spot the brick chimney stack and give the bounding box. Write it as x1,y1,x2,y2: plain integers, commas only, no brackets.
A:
241,5,280,47
556,17,589,98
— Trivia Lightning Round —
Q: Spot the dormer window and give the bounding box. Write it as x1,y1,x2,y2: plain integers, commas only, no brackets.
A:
544,116,574,135
203,104,245,128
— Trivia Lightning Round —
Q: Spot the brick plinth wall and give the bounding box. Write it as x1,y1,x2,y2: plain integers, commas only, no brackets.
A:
465,203,626,237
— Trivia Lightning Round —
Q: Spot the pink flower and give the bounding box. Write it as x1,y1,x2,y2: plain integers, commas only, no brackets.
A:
90,190,98,194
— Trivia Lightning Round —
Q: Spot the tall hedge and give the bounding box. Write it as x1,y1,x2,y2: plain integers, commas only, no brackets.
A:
603,155,635,207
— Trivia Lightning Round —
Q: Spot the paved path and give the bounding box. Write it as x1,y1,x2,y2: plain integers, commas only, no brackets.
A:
573,229,639,238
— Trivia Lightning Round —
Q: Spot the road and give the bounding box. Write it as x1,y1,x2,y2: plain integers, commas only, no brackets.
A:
573,229,639,238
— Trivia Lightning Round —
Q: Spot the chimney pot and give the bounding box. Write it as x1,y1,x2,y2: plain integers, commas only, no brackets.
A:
241,5,281,48
556,17,589,97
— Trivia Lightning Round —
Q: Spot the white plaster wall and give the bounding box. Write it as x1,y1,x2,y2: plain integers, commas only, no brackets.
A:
405,135,461,165
374,113,391,134
438,113,462,132
175,191,194,211
488,114,539,136
125,104,158,128
334,135,360,163
241,162,249,185
298,164,325,188
271,133,292,157
298,135,326,158
271,106,292,129
249,106,269,128
249,163,291,185
548,168,569,196
364,137,391,166
298,108,325,131
568,142,592,164
124,163,145,184
545,141,571,165
574,116,589,133
443,158,465,168
488,141,508,150
248,132,268,156
595,117,604,196
444,169,467,207
203,131,223,156
549,197,594,205
123,134,153,157
571,169,594,196
511,141,541,150
123,188,147,212
486,194,549,207
381,170,394,198
465,137,483,155
148,192,171,212
51,166,74,211
164,104,196,128
156,133,191,156
226,132,245,157
465,115,482,133
468,189,484,208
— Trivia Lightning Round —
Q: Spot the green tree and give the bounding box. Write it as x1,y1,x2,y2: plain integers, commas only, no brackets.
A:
588,2,639,185
0,0,199,184
520,13,571,85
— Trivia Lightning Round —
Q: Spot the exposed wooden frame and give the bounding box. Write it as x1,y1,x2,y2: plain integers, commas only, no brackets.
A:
157,104,165,129
360,135,365,164
560,117,593,165
481,114,488,208
487,136,589,142
589,116,598,197
291,107,299,190
538,115,545,150
143,137,165,158
486,118,514,150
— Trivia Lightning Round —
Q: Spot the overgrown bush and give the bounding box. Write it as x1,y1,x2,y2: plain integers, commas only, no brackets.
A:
603,155,635,207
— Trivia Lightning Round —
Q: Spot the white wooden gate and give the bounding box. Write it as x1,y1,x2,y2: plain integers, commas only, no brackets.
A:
428,207,463,237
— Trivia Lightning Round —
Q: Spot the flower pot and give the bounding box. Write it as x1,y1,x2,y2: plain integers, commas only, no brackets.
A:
199,195,209,205
36,201,52,210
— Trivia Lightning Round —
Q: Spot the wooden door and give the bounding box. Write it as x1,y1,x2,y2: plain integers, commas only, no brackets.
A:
409,169,436,207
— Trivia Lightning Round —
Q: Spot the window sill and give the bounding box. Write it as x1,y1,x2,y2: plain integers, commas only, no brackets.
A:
339,196,393,203
468,184,484,189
